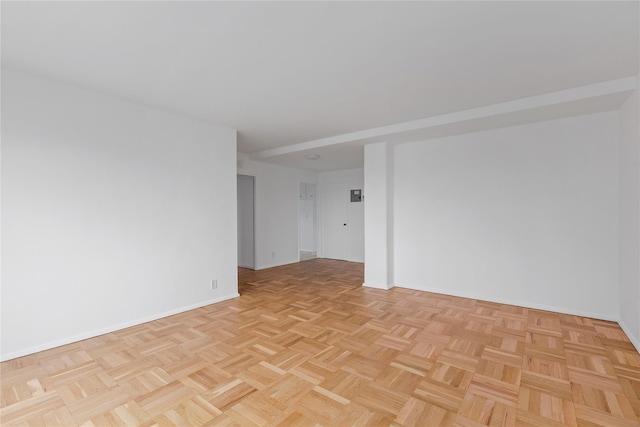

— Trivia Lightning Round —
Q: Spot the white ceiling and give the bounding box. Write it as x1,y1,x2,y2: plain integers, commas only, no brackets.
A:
2,1,638,171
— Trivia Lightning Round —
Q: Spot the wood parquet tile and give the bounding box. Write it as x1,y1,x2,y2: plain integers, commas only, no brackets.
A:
2,259,640,426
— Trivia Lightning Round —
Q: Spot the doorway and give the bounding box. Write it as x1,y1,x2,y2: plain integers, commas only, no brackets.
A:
320,182,364,262
237,175,255,269
299,183,317,261
321,182,349,261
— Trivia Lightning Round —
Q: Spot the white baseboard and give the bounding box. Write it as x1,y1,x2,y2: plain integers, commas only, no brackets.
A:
255,258,303,270
363,282,395,290
618,318,640,353
392,283,619,322
0,293,240,362
368,282,639,353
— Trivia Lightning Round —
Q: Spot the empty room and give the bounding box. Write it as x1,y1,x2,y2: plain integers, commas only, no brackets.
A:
1,1,639,426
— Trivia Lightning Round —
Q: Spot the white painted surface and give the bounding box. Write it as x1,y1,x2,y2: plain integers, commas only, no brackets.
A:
3,2,637,156
237,159,317,269
237,175,255,269
1,69,238,360
393,113,620,319
252,78,635,171
348,195,365,264
363,143,394,289
321,183,349,261
619,82,640,350
263,144,366,172
299,183,316,252
318,169,364,263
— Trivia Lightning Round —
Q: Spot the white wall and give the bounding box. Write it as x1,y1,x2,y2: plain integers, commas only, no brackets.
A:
299,183,316,252
1,69,238,360
318,168,364,263
363,144,394,289
237,158,317,269
237,175,255,268
393,112,620,320
619,83,640,349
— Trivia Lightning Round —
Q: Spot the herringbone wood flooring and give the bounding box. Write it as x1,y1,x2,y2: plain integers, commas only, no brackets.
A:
1,259,639,426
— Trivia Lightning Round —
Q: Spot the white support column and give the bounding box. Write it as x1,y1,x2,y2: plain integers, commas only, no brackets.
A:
363,142,394,289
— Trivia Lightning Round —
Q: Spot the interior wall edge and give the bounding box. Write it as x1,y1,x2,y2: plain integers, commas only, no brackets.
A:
619,318,640,354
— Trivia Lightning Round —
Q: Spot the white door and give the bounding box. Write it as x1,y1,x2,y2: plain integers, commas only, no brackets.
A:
322,183,349,260
237,175,255,268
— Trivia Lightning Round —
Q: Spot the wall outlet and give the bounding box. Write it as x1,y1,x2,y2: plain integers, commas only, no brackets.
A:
211,279,217,290
272,251,275,258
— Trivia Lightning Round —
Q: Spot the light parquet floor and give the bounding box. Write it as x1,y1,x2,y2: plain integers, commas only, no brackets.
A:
2,259,640,426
